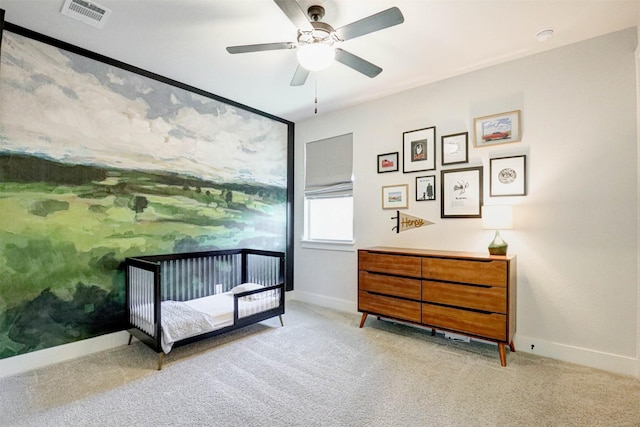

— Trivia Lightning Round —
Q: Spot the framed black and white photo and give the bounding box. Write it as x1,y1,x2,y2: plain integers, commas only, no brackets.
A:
441,166,483,218
403,126,436,173
473,110,521,147
382,184,409,209
441,132,468,165
490,155,527,196
377,151,399,173
416,175,436,201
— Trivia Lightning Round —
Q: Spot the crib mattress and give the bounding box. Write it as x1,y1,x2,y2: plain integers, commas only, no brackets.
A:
184,293,236,328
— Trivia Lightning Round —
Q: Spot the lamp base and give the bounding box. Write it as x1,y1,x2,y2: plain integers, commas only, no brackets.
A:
488,230,508,256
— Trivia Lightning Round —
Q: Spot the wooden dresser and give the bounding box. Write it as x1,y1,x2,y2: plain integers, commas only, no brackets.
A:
358,246,517,366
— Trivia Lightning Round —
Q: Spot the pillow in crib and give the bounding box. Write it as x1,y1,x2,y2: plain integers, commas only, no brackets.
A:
231,282,266,299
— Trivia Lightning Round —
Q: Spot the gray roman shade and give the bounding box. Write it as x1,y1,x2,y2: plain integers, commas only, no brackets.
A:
304,133,353,199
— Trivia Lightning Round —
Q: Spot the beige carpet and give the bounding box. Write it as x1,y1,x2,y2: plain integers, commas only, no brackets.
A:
1,301,639,426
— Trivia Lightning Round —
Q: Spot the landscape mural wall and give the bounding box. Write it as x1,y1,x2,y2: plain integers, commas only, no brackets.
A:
0,24,293,359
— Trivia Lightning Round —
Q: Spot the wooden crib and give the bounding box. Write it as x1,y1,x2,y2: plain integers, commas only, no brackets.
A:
125,248,285,369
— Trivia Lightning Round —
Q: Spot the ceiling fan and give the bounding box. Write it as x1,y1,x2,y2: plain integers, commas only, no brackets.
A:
226,0,404,86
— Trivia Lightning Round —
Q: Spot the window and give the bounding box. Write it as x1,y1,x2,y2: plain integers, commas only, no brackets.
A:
305,197,353,241
303,133,353,243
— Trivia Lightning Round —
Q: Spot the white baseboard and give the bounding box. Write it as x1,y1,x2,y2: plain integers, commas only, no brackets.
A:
0,331,130,378
290,294,639,378
289,290,356,313
515,334,639,378
0,293,319,378
2,305,637,380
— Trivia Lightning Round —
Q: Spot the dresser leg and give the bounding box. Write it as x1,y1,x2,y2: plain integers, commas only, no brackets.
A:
498,343,507,366
359,313,368,328
509,341,516,352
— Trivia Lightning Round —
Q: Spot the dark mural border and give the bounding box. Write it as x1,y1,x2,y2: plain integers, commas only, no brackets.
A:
1,19,295,291
0,10,5,53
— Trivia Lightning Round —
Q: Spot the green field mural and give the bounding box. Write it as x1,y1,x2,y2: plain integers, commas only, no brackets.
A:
0,30,290,358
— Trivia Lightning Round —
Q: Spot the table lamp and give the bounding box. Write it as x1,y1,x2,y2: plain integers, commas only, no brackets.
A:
482,205,513,256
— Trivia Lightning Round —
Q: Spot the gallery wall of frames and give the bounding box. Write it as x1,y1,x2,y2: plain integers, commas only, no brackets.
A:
377,110,527,218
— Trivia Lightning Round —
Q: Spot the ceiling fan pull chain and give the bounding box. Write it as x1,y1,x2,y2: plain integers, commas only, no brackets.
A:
314,79,318,114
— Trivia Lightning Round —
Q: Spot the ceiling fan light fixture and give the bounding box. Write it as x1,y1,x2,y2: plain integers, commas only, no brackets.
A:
296,43,335,71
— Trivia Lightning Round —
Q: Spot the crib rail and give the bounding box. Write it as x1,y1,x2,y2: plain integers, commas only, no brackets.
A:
126,258,162,351
160,253,242,302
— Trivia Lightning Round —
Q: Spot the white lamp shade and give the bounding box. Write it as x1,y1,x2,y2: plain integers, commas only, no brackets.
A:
296,43,335,71
482,205,513,230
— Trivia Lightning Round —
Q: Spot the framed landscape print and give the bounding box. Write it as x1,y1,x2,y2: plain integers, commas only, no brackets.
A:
377,152,399,173
403,126,436,173
382,184,409,209
441,166,483,218
416,175,436,201
473,110,521,147
441,132,468,165
490,155,527,196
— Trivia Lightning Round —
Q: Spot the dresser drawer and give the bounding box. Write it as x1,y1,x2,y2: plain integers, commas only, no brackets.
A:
359,271,421,300
422,280,506,314
359,291,421,323
359,251,421,277
422,303,506,341
422,257,507,287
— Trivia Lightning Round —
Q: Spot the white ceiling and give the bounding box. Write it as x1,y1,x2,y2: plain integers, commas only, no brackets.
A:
0,0,638,122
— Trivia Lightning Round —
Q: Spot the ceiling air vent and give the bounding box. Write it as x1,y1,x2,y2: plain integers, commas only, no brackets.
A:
61,0,111,29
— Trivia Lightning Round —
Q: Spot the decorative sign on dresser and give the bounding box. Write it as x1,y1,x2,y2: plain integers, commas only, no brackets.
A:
358,246,517,366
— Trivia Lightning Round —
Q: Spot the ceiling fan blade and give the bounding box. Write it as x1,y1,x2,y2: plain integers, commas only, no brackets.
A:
274,0,313,31
335,7,404,41
334,48,382,78
290,64,310,86
226,42,296,54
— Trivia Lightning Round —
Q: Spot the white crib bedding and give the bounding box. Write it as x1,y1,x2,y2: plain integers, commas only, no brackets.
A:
160,293,235,353
184,293,236,328
131,288,280,354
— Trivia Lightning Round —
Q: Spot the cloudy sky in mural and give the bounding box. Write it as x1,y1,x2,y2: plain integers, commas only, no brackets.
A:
0,32,288,187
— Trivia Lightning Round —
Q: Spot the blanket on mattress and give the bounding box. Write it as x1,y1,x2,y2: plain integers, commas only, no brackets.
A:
162,292,279,353
160,301,221,352
131,288,280,354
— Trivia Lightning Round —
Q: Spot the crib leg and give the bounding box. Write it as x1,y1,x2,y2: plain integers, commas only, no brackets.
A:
157,353,164,371
128,334,133,345
278,315,284,327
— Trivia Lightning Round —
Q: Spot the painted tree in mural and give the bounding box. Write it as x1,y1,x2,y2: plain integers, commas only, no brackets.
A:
0,30,290,359
129,195,149,220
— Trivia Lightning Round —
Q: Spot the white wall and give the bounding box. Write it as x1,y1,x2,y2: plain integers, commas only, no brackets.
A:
294,28,638,376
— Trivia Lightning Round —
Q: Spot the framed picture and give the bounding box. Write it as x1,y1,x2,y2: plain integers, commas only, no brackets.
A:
416,175,436,201
441,166,483,218
382,184,409,209
490,155,527,196
377,152,399,173
441,132,469,165
473,110,521,147
403,126,436,173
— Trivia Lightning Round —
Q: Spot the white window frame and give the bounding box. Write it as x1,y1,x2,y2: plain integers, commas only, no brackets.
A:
302,195,354,247
302,134,354,251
